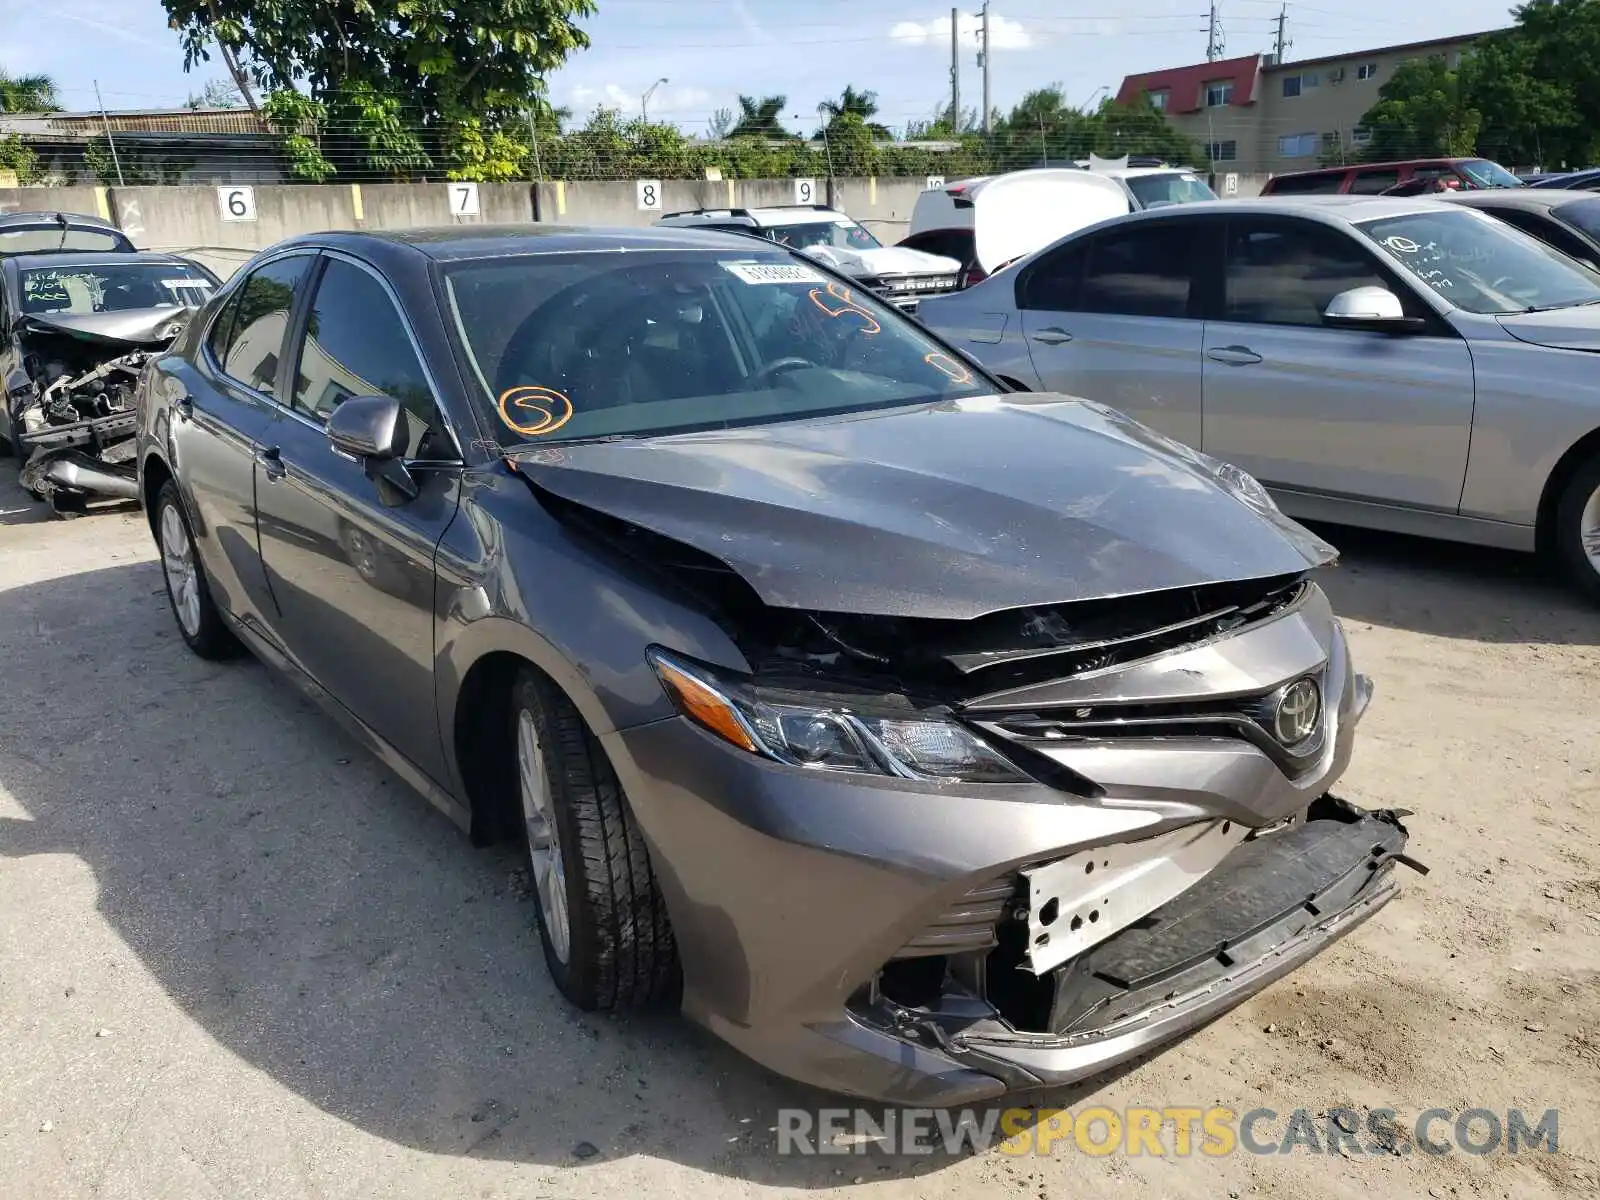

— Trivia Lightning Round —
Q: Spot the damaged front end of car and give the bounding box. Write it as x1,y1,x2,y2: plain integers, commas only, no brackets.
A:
503,403,1424,1103
10,310,190,516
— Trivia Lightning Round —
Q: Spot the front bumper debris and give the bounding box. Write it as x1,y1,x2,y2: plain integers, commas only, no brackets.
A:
604,582,1419,1105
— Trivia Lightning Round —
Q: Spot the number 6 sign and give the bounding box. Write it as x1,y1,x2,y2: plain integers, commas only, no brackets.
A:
217,186,256,222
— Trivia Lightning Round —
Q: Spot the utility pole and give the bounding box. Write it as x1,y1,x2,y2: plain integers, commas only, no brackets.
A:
1206,2,1225,62
1274,3,1291,62
93,80,126,187
950,7,961,134
980,2,992,134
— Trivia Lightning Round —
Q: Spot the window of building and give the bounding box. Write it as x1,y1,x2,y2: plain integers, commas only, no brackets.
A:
1147,89,1169,111
1303,72,1320,88
1205,80,1233,107
1351,125,1373,146
1282,75,1302,98
1208,140,1238,162
1357,62,1379,81
1279,132,1318,158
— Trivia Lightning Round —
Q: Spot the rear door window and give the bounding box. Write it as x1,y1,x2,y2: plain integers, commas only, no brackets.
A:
1016,241,1087,310
1266,173,1344,195
213,254,313,396
1350,169,1401,195
1078,224,1199,319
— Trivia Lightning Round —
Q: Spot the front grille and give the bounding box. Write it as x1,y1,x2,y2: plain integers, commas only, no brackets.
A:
975,668,1330,775
893,875,1018,958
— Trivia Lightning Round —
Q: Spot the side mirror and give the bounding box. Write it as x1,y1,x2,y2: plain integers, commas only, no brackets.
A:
1322,286,1428,333
325,395,419,502
326,394,409,461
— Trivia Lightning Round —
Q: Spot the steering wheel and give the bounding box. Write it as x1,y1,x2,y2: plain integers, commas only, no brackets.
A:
748,356,817,388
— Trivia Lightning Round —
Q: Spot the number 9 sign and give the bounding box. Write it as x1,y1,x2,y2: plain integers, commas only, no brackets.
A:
794,178,817,205
218,186,256,222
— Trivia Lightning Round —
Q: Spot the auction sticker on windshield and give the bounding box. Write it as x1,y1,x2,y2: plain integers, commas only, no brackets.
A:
722,262,826,285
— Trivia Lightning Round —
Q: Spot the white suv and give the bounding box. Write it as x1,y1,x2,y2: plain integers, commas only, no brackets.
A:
656,205,962,311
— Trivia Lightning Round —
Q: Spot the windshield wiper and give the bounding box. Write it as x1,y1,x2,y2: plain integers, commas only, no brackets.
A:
1520,297,1600,313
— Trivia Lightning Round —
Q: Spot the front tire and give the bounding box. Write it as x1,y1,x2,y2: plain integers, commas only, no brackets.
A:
155,480,241,660
512,668,677,1010
1553,455,1600,604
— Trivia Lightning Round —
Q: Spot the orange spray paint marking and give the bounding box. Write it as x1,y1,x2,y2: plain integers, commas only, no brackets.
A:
807,280,880,335
923,353,973,383
497,385,574,437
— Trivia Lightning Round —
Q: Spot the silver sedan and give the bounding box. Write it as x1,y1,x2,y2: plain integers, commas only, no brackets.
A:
918,195,1600,601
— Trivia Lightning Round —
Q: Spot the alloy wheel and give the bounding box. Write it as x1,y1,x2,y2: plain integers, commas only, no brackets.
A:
1582,481,1600,576
160,502,202,638
517,708,572,963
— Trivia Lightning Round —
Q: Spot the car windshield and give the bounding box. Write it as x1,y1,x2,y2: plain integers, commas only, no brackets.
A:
1356,209,1600,313
19,261,216,315
1555,197,1600,241
0,225,128,255
767,220,881,251
443,250,990,446
1460,159,1525,188
1125,172,1218,207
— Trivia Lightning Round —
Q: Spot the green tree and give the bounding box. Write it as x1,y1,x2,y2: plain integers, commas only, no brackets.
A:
184,78,244,109
0,70,58,113
1359,54,1482,160
0,136,43,183
818,85,891,140
160,0,594,179
728,95,793,139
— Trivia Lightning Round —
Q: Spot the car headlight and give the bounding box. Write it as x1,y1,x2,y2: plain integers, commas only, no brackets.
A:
647,649,1028,783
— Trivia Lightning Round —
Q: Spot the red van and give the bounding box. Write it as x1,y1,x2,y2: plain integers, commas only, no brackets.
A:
1260,157,1524,196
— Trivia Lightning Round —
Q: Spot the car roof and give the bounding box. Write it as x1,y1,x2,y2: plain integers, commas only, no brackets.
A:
1100,167,1200,179
1446,189,1584,213
1269,158,1473,180
269,224,797,263
4,249,201,270
0,210,123,232
1110,195,1446,223
662,206,845,226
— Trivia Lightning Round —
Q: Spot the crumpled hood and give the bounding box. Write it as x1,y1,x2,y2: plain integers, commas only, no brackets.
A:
20,307,192,348
800,243,961,279
510,394,1334,619
1495,306,1600,352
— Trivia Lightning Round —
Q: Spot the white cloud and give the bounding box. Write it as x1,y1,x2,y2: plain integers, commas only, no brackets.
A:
890,11,1033,52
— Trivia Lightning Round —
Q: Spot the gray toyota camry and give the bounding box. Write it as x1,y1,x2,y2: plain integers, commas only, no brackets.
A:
134,225,1417,1105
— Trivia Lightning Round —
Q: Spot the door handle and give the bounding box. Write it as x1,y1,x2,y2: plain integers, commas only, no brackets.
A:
1030,326,1073,346
174,395,194,420
254,445,286,482
1206,345,1263,366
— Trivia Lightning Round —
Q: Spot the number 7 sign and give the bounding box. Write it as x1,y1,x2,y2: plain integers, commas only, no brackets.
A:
448,182,480,216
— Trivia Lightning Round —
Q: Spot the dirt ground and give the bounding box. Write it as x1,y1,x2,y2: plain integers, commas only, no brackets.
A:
2,458,1597,1200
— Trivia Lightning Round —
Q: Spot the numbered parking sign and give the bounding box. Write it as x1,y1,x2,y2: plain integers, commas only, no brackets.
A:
925,175,946,191
793,178,818,205
1223,172,1240,196
218,185,256,222
448,182,480,216
636,180,663,212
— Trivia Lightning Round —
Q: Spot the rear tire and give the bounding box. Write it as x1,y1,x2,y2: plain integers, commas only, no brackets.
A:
1554,455,1600,604
155,480,242,660
511,668,677,1010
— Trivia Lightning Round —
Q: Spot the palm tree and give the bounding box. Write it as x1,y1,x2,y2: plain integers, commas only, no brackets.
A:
0,70,59,113
817,85,891,140
728,94,790,138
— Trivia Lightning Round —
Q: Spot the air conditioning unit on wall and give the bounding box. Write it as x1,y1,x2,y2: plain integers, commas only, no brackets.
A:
1329,67,1346,84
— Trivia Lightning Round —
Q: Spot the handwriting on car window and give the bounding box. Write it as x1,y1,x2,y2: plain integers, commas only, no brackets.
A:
808,281,880,336
498,385,574,437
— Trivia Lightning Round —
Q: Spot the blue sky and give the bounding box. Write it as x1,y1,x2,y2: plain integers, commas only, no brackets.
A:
4,0,1518,134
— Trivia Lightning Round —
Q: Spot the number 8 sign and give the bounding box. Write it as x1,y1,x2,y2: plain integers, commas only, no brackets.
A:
636,180,663,212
